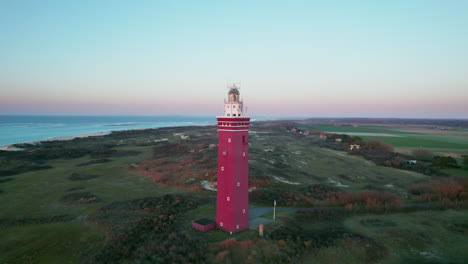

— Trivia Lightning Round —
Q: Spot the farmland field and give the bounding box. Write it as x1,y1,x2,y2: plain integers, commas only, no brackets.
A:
305,123,468,151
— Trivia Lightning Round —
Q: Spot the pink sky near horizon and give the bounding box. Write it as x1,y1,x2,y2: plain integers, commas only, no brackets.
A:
1,88,466,118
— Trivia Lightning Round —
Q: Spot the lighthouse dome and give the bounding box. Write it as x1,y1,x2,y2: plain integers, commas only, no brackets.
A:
228,87,240,95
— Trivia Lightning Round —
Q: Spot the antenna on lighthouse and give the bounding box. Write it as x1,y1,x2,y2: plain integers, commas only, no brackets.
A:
227,82,241,89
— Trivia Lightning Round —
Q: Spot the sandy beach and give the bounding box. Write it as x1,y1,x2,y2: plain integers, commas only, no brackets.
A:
0,131,112,151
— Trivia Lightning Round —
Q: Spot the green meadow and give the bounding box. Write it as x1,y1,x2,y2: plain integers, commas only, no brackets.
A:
306,123,468,151
0,121,467,263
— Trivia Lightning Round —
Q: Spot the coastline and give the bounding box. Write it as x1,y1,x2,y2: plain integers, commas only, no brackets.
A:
0,121,223,151
0,130,113,151
0,116,276,151
0,115,224,150
0,116,277,151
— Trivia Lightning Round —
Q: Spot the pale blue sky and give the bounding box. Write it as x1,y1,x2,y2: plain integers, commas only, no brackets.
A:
1,0,467,117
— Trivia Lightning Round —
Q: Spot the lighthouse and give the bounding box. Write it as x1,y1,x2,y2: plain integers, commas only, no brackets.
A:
216,84,250,232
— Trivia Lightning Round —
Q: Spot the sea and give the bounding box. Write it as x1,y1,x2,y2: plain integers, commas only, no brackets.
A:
0,115,219,146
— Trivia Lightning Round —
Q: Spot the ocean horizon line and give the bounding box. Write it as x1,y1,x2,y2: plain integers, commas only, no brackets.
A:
0,114,467,120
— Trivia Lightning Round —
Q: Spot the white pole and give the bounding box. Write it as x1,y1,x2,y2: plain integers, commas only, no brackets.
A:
273,200,276,221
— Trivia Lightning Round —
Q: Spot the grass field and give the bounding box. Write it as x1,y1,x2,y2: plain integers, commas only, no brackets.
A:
343,210,468,264
0,121,467,263
0,223,105,264
299,209,468,264
304,124,416,135
303,121,468,177
0,146,184,218
359,135,468,149
248,129,428,195
261,208,468,264
306,123,468,150
0,134,188,263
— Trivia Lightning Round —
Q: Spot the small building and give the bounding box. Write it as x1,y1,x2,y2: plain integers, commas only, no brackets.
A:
192,218,216,232
291,128,297,133
319,133,327,139
335,138,342,142
404,160,417,165
303,131,310,135
349,144,360,150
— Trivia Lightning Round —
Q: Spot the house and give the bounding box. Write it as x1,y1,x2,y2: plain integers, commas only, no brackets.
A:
335,138,342,142
303,131,310,135
404,160,417,165
291,128,297,133
319,133,327,139
349,144,360,150
192,218,216,232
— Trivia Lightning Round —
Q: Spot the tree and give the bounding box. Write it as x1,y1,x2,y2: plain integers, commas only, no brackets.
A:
461,155,468,170
412,148,434,161
366,139,394,152
432,156,458,168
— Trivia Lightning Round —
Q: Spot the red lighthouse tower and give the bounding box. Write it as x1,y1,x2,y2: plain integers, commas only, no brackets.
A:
216,84,250,232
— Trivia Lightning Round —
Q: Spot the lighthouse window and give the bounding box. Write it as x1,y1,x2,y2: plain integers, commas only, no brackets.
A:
233,114,236,116
242,152,245,157
236,225,239,229
221,166,224,171
220,222,223,227
233,105,235,108
227,196,230,201
228,138,231,143
237,182,240,187
239,114,241,116
227,114,230,116
242,209,246,214
242,136,247,144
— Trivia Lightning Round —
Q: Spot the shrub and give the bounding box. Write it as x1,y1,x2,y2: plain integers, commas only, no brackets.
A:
68,173,100,181
328,190,403,210
410,177,468,205
298,184,341,200
60,192,100,205
89,195,208,263
432,156,458,168
411,148,434,161
250,188,313,207
461,155,468,170
366,139,394,152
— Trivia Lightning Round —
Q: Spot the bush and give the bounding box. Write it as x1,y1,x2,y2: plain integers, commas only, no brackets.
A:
250,188,313,207
89,195,208,264
298,184,341,200
432,156,458,168
411,148,434,161
328,190,403,210
410,177,468,205
60,192,101,205
461,155,468,170
366,139,394,152
68,173,100,181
